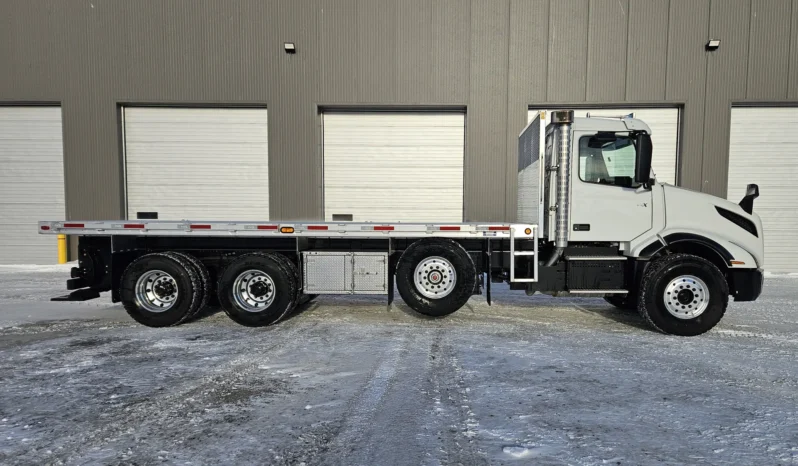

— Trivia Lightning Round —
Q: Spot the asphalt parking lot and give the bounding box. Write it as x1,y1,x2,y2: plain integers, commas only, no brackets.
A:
1,265,796,465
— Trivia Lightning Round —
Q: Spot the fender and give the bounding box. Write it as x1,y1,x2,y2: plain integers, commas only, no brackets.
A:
639,233,733,265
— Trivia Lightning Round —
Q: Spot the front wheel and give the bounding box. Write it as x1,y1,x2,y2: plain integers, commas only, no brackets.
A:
638,253,729,336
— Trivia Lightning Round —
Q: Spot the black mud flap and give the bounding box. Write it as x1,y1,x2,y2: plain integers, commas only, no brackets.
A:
51,289,101,302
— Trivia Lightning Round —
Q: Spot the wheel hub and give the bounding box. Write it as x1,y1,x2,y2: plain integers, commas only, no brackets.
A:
663,275,709,319
233,270,276,312
413,256,457,300
135,270,179,313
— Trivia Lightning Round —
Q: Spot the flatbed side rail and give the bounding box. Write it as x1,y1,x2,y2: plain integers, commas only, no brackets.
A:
38,220,537,240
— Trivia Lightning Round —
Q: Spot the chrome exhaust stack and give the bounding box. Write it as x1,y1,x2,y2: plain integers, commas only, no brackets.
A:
545,110,574,267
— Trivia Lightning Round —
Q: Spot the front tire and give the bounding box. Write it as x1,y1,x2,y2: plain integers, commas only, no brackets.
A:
396,239,476,317
639,253,729,336
217,253,298,327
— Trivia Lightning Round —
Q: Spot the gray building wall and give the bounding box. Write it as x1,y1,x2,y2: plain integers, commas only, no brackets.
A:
2,0,798,224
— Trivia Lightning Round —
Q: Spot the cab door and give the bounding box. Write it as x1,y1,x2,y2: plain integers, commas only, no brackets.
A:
569,131,653,242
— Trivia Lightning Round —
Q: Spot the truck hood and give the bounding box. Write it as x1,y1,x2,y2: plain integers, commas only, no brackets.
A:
661,184,765,268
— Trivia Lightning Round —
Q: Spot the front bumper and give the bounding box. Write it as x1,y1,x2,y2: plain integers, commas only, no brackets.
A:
729,268,764,302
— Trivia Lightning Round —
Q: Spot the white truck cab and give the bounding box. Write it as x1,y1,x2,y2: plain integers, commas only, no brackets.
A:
40,110,764,336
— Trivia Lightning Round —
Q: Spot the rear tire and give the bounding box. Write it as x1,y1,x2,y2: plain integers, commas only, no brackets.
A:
396,239,476,317
120,253,201,327
638,253,728,336
165,251,211,317
217,253,298,327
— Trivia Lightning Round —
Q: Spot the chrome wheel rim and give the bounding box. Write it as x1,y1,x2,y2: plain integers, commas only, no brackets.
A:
135,270,178,313
414,256,457,299
233,270,276,312
663,275,709,319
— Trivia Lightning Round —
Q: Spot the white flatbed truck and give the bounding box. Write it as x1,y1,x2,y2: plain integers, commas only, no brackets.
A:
39,110,765,336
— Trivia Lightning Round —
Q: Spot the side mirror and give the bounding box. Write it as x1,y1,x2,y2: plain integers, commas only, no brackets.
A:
635,133,653,185
739,183,759,214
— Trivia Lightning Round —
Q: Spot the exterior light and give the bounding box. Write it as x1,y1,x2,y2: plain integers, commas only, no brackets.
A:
284,42,296,54
706,39,721,51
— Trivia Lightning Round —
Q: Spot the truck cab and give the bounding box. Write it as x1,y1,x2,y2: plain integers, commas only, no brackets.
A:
516,110,764,335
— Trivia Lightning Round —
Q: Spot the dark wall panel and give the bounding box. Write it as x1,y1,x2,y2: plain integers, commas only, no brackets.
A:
665,0,709,191
506,0,549,219
319,0,359,103
626,0,669,101
747,0,792,100
547,0,589,102
2,0,797,226
586,0,628,102
791,0,798,99
703,0,751,198
466,0,508,222
357,0,398,103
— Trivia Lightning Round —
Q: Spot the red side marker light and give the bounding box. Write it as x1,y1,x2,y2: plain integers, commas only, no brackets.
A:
40,225,51,231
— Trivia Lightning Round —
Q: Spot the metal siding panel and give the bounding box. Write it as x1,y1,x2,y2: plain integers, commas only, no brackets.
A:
507,0,548,221
747,0,792,100
702,0,751,198
586,0,628,102
124,108,269,221
626,0,669,100
0,107,65,264
270,0,322,221
791,0,798,99
467,0,509,222
319,0,359,102
430,0,472,103
357,0,398,103
527,108,679,185
547,0,589,102
323,113,464,222
666,0,709,191
728,108,798,272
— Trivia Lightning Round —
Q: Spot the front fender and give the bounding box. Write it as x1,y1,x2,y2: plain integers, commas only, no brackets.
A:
636,231,758,269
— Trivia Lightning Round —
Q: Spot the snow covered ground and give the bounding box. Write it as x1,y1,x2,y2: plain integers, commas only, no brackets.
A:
0,264,797,465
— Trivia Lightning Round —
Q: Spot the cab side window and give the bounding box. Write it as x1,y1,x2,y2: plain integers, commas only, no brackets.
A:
578,135,637,188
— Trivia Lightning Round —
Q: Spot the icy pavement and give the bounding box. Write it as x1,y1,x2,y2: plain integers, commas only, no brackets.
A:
0,265,797,465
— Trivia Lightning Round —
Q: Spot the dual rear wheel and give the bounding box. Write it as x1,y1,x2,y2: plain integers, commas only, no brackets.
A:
120,252,301,328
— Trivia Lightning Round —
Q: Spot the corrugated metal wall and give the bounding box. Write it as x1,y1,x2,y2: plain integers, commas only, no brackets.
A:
1,0,798,225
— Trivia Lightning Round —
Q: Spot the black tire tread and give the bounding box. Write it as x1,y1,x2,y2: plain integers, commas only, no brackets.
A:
164,251,211,317
396,238,476,317
638,253,729,336
217,252,298,326
120,252,201,327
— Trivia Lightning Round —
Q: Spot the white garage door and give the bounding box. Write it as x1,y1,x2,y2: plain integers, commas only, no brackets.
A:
124,107,269,221
323,112,465,222
728,107,798,272
528,108,679,185
0,107,65,264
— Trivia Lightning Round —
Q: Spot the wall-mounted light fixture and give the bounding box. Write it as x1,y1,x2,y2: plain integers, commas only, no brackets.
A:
706,39,721,51
284,42,296,54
